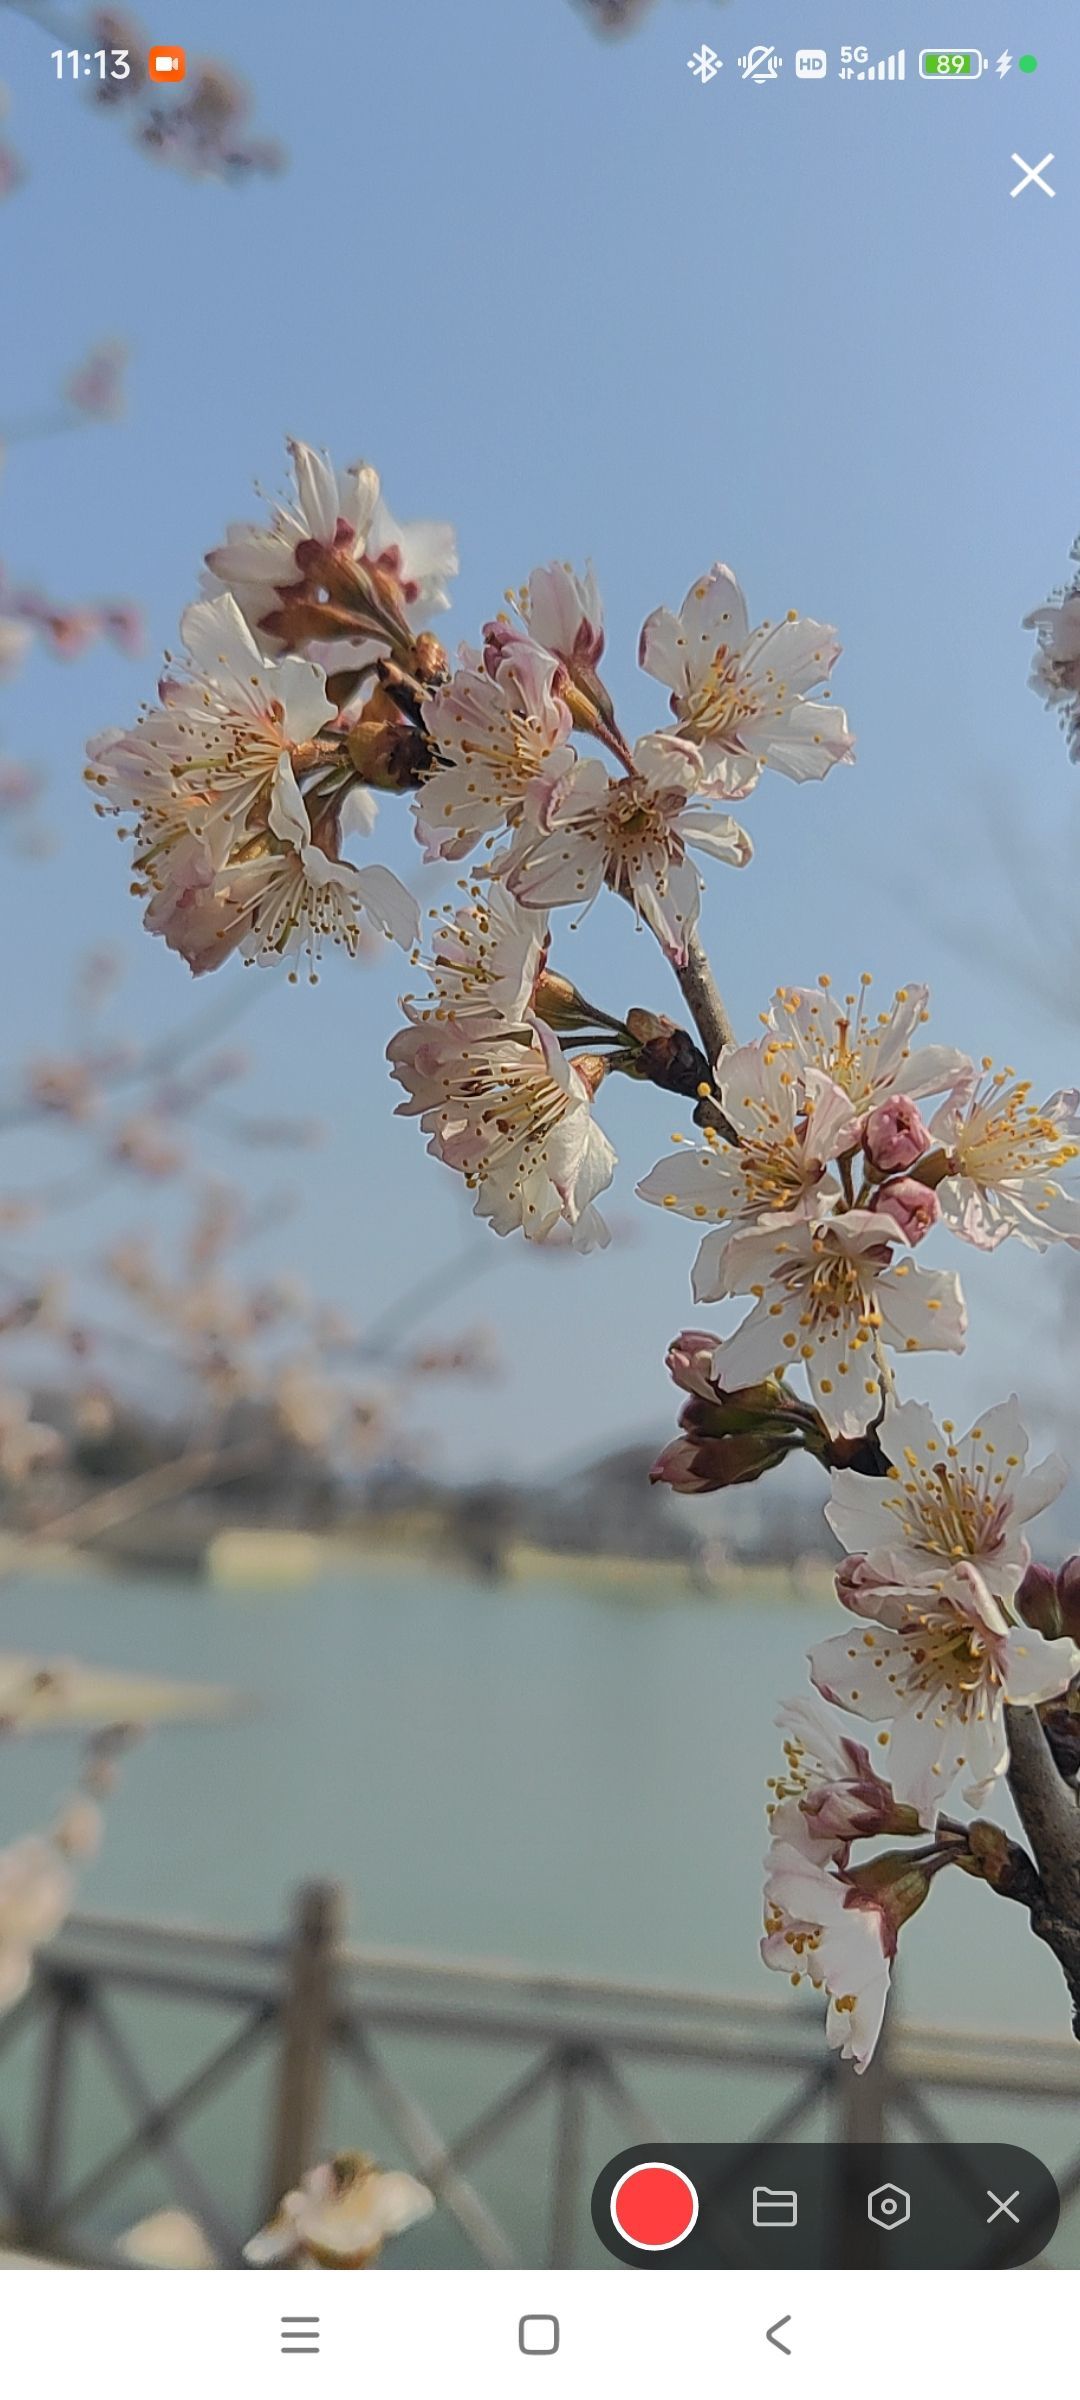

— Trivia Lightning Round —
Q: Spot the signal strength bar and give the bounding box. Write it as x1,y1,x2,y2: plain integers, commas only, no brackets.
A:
858,48,905,78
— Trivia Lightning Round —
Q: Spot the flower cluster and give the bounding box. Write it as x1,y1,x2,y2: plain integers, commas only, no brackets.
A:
86,591,420,978
756,1392,1080,2065
85,439,463,975
644,977,1080,1441
417,558,849,967
84,441,1080,2079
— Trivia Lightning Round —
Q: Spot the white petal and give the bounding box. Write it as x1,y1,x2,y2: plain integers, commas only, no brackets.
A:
354,866,421,948
1000,1628,1080,1707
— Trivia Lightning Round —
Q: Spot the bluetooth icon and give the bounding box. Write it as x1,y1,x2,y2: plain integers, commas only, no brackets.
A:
688,44,722,82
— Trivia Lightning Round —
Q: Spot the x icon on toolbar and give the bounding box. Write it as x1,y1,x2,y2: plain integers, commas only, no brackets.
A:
1010,151,1055,197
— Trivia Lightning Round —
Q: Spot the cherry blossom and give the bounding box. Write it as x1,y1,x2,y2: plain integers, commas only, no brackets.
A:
701,1209,967,1439
766,1694,919,1864
416,630,574,862
826,1396,1067,1602
517,561,605,673
85,595,417,974
765,977,972,1116
388,1017,615,1249
931,1071,1080,1250
762,1842,921,2072
244,2153,434,2269
503,731,751,962
402,884,548,1032
810,1559,1080,1824
639,563,854,798
1025,591,1080,752
638,1030,858,1266
204,438,456,672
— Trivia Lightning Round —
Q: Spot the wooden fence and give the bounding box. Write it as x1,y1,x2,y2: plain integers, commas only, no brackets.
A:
0,1881,1078,2266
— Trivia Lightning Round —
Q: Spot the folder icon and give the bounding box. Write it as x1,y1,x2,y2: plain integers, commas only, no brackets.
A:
752,2185,798,2228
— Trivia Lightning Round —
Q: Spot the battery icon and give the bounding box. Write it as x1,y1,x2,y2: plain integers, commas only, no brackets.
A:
919,49,986,76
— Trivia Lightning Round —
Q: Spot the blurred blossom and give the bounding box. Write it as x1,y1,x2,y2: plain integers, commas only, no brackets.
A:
87,11,148,98
71,945,123,1015
118,2211,219,2270
0,758,43,815
409,1331,500,1380
65,338,128,423
26,1056,99,1119
138,70,285,182
73,1386,117,1441
0,1729,133,2017
0,570,142,668
78,8,282,179
0,1199,38,1233
108,1115,186,1179
0,1388,63,1481
273,1363,338,1451
0,82,23,203
0,617,32,682
245,2154,434,2270
575,0,659,28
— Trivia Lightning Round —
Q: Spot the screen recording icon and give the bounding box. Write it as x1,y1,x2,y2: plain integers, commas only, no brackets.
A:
147,45,186,80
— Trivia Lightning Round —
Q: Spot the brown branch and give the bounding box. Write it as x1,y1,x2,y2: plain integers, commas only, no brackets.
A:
672,930,736,1065
1005,1706,1080,2033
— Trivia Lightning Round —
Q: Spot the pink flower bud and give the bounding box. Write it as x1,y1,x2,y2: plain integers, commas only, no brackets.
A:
862,1094,931,1175
1056,1555,1080,1643
665,1329,718,1401
870,1176,940,1245
1016,1560,1062,1639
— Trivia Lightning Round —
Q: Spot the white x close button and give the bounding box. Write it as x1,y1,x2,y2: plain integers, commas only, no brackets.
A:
1010,151,1055,198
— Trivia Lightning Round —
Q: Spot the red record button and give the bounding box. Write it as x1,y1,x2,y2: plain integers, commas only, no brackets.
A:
610,2161,699,2251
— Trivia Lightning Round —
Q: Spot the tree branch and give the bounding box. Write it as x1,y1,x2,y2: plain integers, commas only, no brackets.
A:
1005,1705,1080,2033
672,930,736,1064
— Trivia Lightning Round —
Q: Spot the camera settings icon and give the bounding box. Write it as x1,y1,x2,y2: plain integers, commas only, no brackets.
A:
867,2183,911,2232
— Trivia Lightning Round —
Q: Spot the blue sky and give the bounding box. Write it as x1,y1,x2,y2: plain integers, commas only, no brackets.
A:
2,0,1079,1480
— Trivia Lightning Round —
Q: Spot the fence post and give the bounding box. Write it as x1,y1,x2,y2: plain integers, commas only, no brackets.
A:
264,1881,343,2219
547,2044,591,2268
21,1970,82,2249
